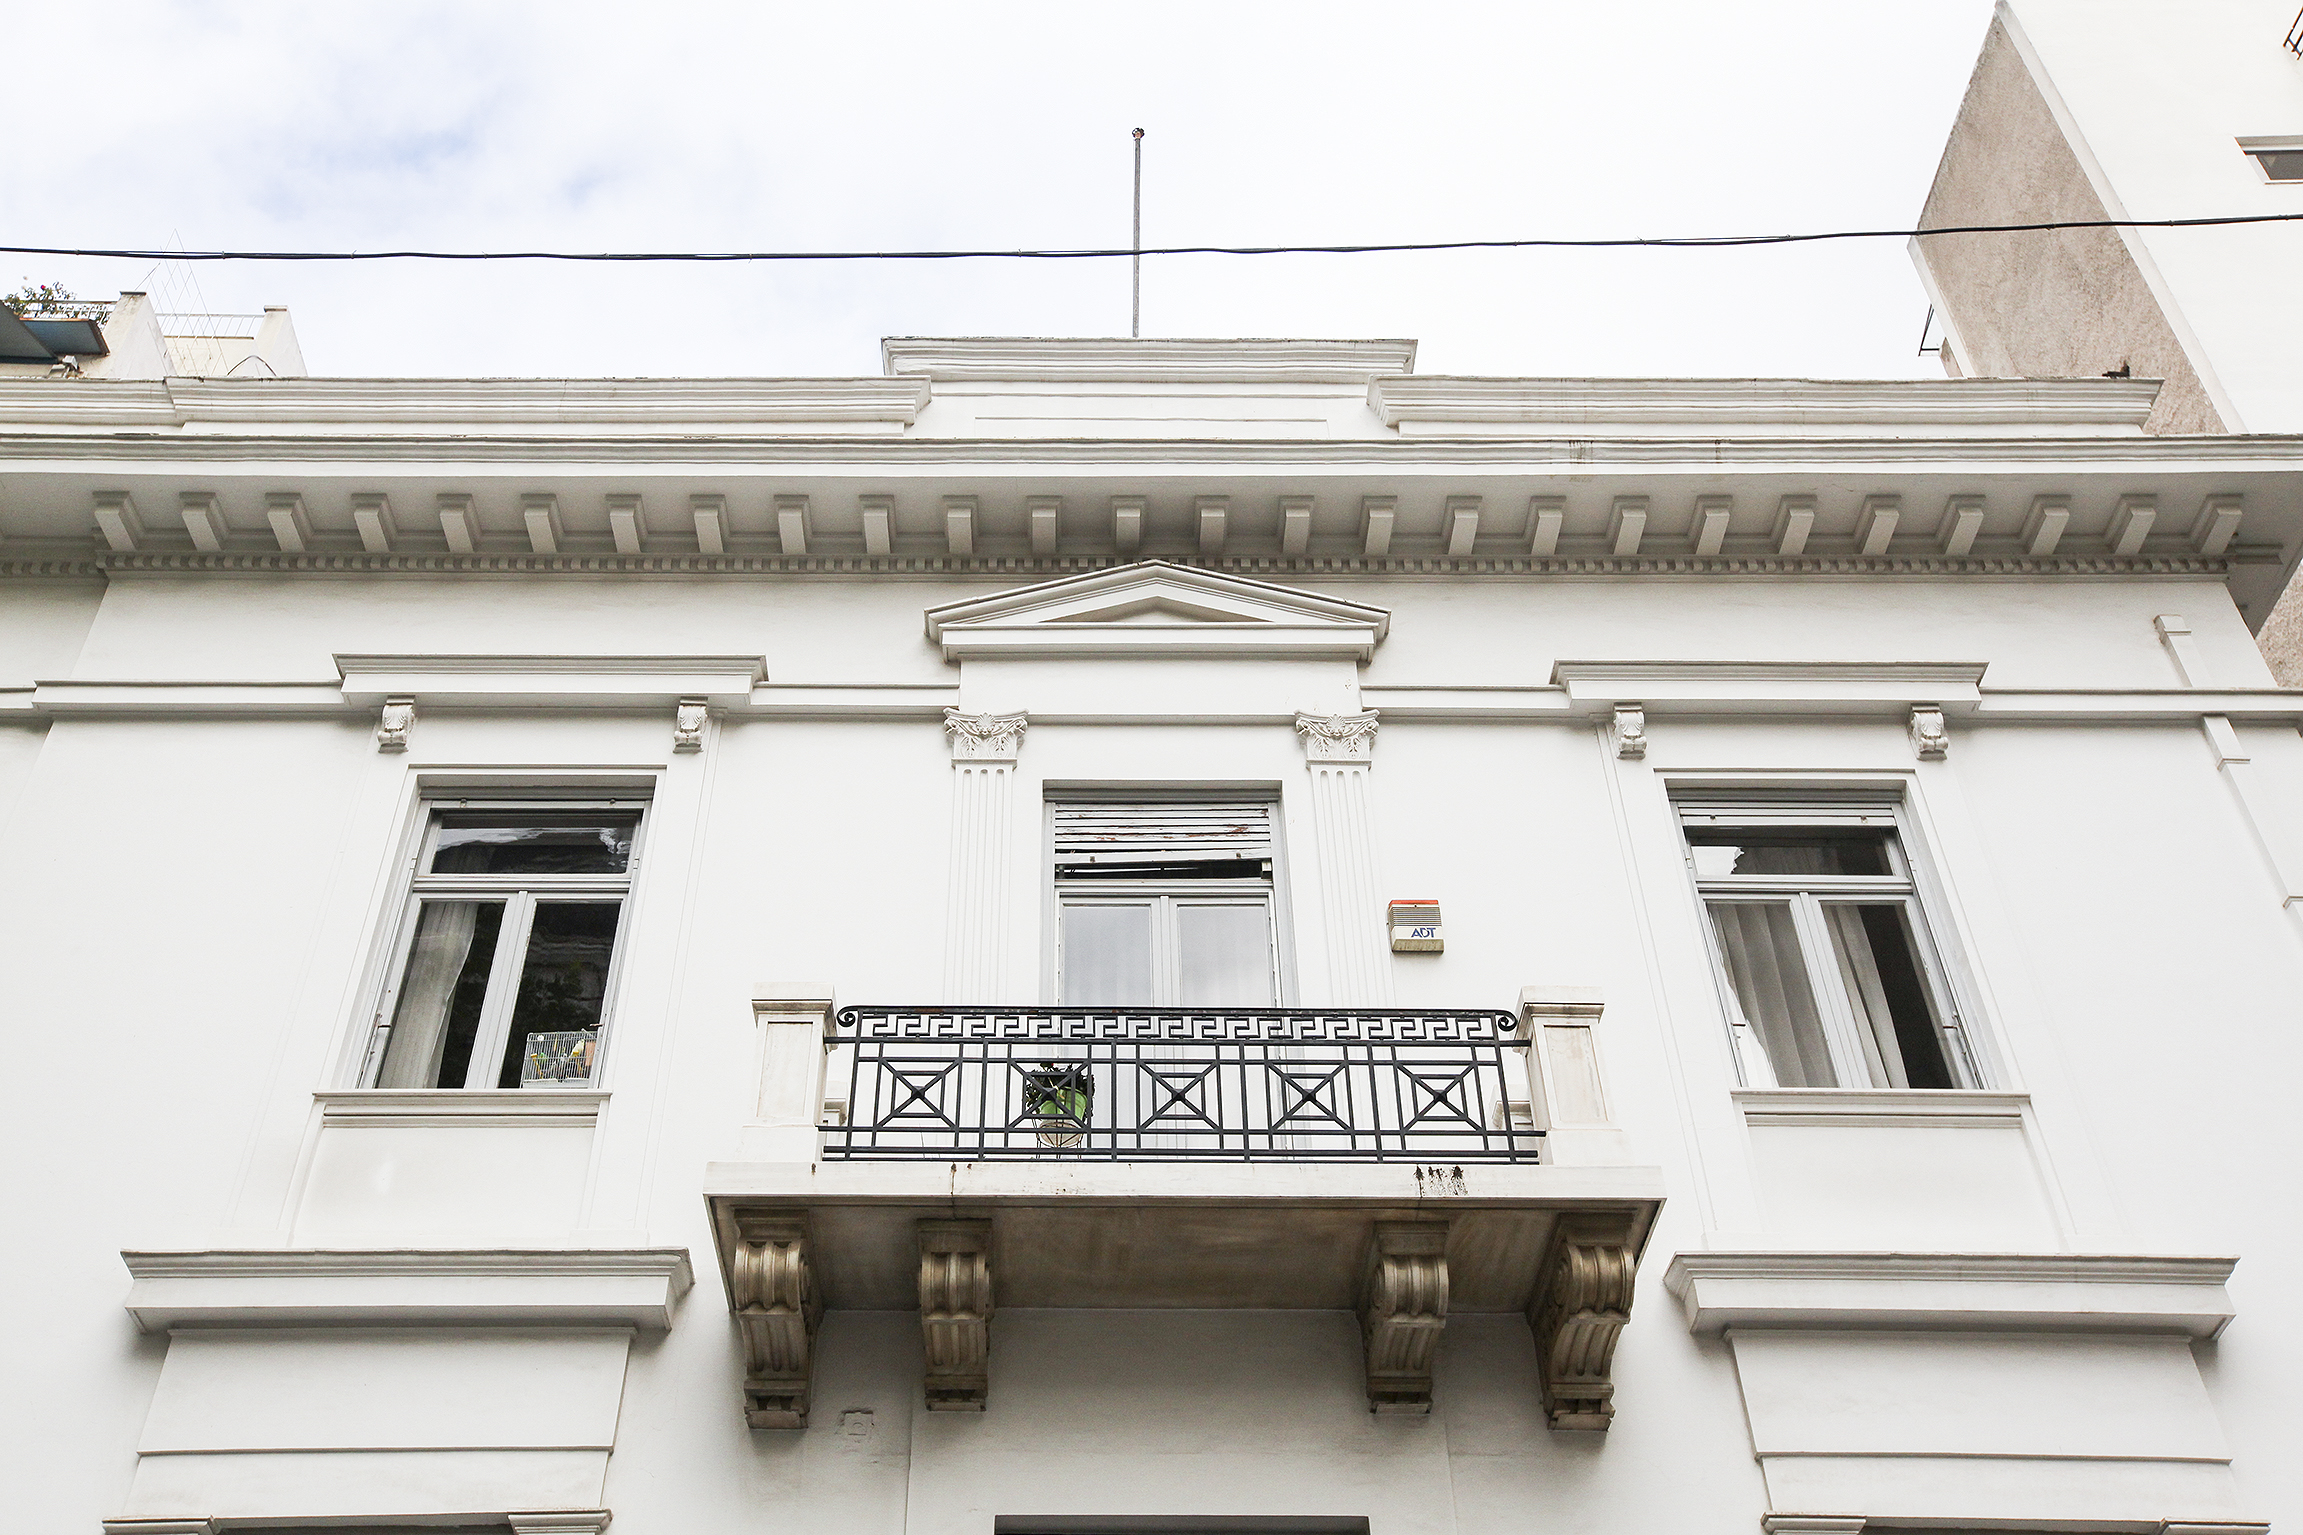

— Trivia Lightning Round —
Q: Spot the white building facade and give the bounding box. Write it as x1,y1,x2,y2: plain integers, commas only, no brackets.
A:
4,337,2301,1535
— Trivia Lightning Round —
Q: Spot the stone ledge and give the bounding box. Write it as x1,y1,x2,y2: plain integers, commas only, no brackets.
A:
122,1248,694,1331
1663,1251,2238,1339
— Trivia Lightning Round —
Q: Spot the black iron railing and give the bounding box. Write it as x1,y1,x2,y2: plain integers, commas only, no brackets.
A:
821,1006,1540,1163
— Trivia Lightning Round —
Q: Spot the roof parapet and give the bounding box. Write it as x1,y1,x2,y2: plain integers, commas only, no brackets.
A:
881,336,1418,384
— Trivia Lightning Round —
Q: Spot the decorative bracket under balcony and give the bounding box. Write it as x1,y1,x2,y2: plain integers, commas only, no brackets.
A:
730,1211,820,1429
708,1160,1661,1431
1530,1213,1640,1430
919,1219,994,1411
1360,1221,1450,1413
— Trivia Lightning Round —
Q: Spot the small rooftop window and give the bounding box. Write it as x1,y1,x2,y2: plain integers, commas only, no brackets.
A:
2238,136,2303,182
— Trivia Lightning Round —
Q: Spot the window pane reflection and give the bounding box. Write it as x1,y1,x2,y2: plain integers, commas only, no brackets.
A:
1707,901,1837,1088
376,900,505,1088
1176,902,1275,1006
1689,831,1892,879
495,902,622,1087
431,814,637,876
1060,902,1156,1005
1824,903,1955,1089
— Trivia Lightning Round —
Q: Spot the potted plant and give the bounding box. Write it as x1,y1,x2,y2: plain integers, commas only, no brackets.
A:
1019,1062,1093,1149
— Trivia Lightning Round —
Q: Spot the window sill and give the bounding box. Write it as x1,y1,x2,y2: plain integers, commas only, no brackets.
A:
315,1088,609,1129
1731,1087,2028,1129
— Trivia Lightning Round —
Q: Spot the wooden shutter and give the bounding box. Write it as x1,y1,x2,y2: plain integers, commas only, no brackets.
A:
1053,803,1273,875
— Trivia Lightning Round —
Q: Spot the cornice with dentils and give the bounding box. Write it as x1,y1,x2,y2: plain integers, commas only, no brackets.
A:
4,429,2302,468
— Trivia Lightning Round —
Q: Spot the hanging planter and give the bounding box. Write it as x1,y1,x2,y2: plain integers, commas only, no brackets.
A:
1019,1062,1094,1149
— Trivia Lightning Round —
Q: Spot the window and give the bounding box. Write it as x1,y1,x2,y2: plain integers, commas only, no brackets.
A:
359,803,642,1089
1679,799,1977,1090
1052,802,1279,1005
2238,136,2303,181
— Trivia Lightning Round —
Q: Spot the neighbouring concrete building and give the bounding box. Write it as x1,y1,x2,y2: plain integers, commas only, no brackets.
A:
1915,0,2303,669
5,334,2303,1535
1,290,305,381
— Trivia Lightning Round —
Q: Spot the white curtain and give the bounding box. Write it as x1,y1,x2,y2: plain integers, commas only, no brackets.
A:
1708,902,1837,1089
375,902,483,1088
1826,905,1909,1089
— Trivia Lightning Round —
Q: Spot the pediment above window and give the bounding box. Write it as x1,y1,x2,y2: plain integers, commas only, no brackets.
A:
924,560,1390,661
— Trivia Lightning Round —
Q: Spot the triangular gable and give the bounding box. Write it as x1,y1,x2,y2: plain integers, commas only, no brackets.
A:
925,560,1390,661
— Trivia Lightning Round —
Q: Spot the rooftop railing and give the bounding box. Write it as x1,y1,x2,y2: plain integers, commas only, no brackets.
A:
822,1005,1540,1163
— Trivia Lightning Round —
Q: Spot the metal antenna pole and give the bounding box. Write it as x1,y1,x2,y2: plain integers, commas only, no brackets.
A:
1131,127,1145,338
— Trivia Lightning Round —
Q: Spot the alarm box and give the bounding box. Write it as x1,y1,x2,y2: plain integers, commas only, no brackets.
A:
1388,899,1443,952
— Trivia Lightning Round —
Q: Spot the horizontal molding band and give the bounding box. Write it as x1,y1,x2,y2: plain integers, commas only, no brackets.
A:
6,431,2303,465
12,685,2303,726
0,551,2253,580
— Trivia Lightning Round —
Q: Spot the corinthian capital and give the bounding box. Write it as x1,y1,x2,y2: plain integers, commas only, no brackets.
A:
1294,709,1379,763
944,708,1028,763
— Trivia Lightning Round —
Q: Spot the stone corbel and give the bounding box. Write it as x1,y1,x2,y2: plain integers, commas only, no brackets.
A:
673,696,709,753
918,1219,994,1411
945,707,1027,763
1611,703,1647,760
1529,1214,1638,1430
1358,1220,1449,1413
1294,709,1379,763
1908,704,1949,761
731,1211,821,1429
375,696,415,753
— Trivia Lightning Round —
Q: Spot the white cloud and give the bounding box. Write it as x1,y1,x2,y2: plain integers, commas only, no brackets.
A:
4,0,1999,377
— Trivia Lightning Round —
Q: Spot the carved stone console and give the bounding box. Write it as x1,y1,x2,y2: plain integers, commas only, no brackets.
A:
1530,1214,1639,1430
706,1164,1662,1433
730,1211,820,1428
1359,1220,1450,1413
918,1219,995,1411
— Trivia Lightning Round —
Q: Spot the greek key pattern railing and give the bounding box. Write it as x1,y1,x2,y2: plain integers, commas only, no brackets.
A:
823,1006,1540,1162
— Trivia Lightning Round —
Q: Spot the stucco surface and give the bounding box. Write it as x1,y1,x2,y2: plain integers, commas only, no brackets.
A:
1916,19,2224,437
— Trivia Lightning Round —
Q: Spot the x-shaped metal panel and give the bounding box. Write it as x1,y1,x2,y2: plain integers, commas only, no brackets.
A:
1400,1065,1481,1130
1272,1065,1348,1128
1137,1063,1219,1129
879,1063,960,1127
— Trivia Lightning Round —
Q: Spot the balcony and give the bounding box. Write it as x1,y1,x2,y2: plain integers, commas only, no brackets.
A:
821,1005,1539,1162
703,990,1663,1433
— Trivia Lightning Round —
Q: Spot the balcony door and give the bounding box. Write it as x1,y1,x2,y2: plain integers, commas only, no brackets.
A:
1052,802,1279,1007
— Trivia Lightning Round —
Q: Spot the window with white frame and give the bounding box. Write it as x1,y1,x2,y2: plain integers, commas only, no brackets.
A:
1679,796,1978,1090
2238,135,2303,182
359,802,644,1089
1052,801,1280,1005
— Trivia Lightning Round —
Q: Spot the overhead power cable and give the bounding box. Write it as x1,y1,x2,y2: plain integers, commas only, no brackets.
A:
3,212,2302,265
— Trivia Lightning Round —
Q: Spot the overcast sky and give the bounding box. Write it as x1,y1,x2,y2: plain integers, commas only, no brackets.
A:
5,1,2001,380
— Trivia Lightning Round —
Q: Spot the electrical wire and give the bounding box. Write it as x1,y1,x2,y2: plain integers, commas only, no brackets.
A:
3,212,2303,264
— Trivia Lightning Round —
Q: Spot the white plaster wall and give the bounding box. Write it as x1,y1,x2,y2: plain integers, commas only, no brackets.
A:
6,565,2301,1532
47,569,2274,690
